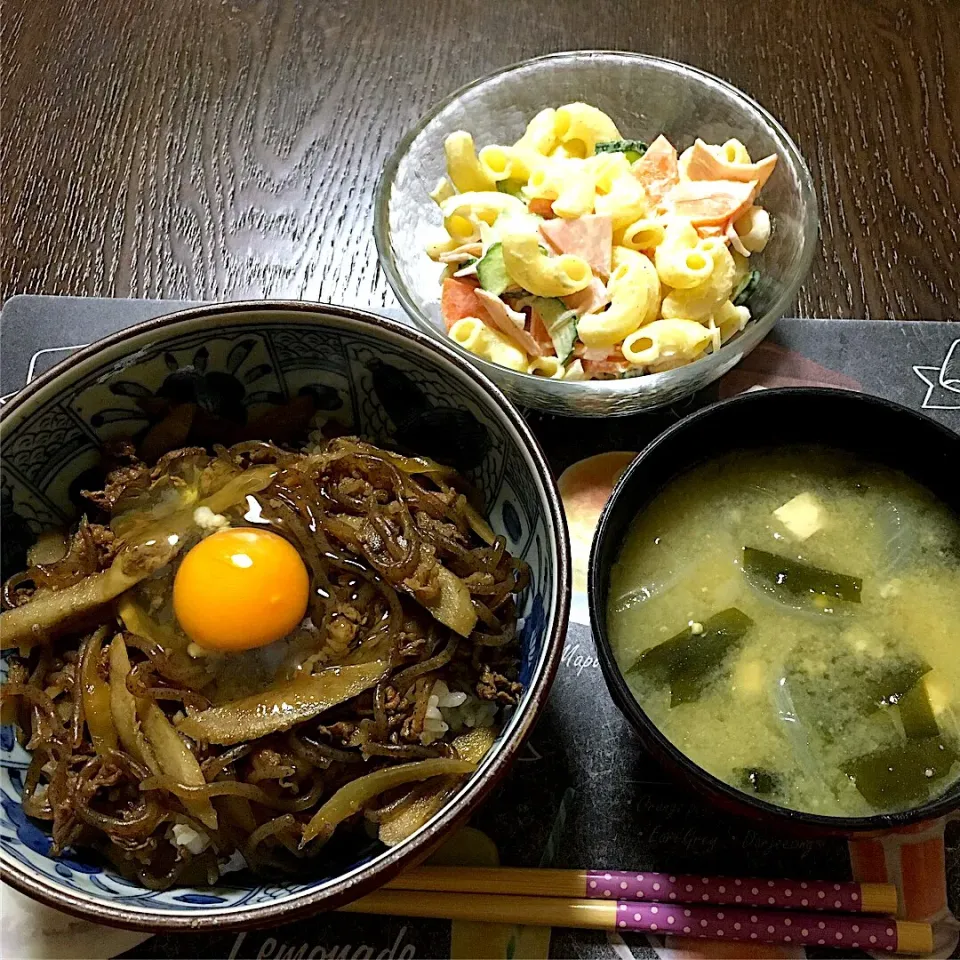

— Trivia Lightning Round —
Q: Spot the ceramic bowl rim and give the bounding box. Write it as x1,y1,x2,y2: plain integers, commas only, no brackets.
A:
373,49,819,401
588,387,960,834
0,299,571,931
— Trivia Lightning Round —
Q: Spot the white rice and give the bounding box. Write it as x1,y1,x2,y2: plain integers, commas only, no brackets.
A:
171,823,210,855
420,679,497,744
192,506,230,535
217,850,247,876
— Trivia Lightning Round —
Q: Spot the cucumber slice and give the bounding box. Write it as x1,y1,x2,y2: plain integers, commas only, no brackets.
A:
530,296,577,363
595,139,648,163
476,243,510,296
496,179,525,199
733,269,760,307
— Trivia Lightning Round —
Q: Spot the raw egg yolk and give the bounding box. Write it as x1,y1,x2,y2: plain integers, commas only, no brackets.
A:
173,528,309,652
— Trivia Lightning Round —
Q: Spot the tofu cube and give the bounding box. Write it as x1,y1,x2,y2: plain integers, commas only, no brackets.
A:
773,492,824,541
734,659,764,696
925,678,949,717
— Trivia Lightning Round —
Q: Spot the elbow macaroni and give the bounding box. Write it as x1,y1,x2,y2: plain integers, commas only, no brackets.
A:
661,240,737,321
622,318,713,367
476,144,511,182
429,108,777,381
514,108,558,156
594,174,649,230
439,191,526,242
525,156,585,201
527,153,637,220
550,141,587,160
712,300,751,343
577,246,660,348
733,205,771,253
438,191,526,224
654,219,715,289
620,217,667,251
444,132,496,193
527,356,565,379
585,151,632,193
553,103,621,154
478,144,537,184
449,317,527,371
524,152,629,215
501,232,593,298
552,171,597,219
720,138,752,165
429,178,456,205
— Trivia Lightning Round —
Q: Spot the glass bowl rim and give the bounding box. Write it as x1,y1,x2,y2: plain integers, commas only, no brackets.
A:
374,49,820,396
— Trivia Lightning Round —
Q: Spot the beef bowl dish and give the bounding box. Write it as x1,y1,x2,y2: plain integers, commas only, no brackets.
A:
0,301,569,930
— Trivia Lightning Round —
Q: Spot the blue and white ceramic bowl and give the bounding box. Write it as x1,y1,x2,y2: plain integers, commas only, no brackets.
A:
0,301,570,931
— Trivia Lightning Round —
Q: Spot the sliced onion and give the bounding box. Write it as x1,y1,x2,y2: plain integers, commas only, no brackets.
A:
301,758,475,845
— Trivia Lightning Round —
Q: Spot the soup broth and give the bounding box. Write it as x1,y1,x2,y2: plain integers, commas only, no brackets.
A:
607,447,960,818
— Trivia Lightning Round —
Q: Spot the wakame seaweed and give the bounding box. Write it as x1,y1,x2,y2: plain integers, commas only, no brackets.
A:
736,767,782,796
843,737,958,808
783,641,931,745
899,680,940,740
742,546,862,605
627,607,754,707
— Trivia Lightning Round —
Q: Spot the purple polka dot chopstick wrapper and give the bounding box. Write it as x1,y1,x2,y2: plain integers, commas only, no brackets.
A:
587,871,866,911
613,901,901,952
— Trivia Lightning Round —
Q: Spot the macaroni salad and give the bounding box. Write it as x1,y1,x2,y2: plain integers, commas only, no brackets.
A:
427,103,778,381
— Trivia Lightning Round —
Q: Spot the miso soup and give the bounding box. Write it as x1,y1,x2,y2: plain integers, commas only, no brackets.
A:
607,447,960,817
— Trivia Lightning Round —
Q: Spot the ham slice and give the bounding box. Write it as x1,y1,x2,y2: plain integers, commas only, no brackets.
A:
539,214,613,278
579,344,619,362
695,224,726,239
683,139,778,191
563,277,609,315
631,134,679,211
582,357,630,377
529,308,557,356
666,178,758,227
441,277,483,331
475,290,543,358
573,341,630,375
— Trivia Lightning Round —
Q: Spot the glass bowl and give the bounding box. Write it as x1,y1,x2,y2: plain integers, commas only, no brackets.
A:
375,51,819,417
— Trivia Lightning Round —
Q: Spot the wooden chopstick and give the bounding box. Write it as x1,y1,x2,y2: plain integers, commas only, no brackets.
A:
340,889,932,955
386,866,900,915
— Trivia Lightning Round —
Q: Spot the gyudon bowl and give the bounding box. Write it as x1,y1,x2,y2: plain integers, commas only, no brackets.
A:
0,301,570,930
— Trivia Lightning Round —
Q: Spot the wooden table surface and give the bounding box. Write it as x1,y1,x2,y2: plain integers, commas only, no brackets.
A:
2,0,958,320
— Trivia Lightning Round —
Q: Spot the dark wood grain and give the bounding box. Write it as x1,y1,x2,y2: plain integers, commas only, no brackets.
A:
2,0,958,319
